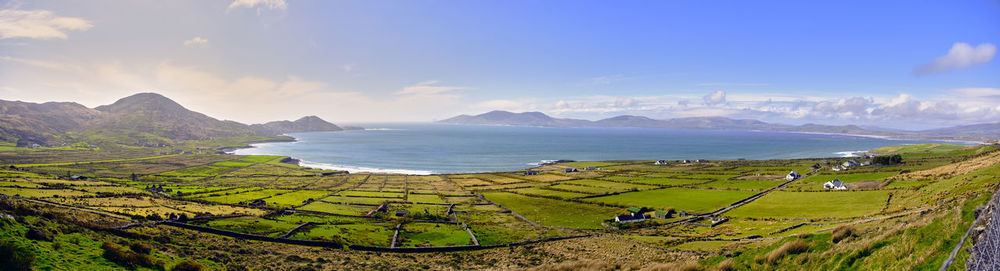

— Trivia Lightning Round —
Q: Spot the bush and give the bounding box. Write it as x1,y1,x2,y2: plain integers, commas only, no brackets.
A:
831,225,857,243
0,240,34,271
766,240,809,264
130,242,153,254
171,260,203,271
101,242,164,269
24,227,53,241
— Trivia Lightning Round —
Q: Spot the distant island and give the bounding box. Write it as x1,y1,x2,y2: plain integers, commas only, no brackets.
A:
440,110,1000,143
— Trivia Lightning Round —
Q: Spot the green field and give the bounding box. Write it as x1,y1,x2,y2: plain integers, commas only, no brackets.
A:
582,188,755,212
727,190,890,219
399,223,473,247
481,192,618,229
297,201,373,216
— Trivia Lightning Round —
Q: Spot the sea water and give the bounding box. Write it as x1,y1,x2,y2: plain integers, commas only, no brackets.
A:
233,123,968,174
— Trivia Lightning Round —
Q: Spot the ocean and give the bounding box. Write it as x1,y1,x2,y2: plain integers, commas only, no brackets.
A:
232,123,969,174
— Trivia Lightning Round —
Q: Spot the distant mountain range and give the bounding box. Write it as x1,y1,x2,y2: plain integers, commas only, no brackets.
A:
439,110,1000,143
0,93,354,147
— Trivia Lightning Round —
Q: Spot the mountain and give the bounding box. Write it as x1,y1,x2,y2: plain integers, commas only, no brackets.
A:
439,110,589,127
0,100,103,146
251,116,344,135
0,93,354,147
915,122,1000,142
89,93,259,143
438,110,1000,142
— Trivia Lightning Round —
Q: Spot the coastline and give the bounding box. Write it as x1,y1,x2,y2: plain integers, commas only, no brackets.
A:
227,126,985,175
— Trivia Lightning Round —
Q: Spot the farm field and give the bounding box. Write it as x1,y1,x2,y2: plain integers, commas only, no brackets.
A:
481,192,619,229
582,188,756,213
727,190,891,219
0,143,996,270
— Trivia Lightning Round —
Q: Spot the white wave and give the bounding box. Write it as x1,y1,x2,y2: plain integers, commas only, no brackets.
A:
527,160,557,166
297,160,434,175
833,150,865,157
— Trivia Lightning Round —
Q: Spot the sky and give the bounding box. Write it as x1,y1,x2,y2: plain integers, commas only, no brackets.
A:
0,0,998,130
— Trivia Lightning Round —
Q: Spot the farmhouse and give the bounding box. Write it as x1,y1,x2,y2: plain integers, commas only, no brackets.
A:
564,168,579,173
584,166,597,170
655,160,668,165
523,170,538,176
785,171,801,180
824,179,848,190
614,213,647,223
832,165,844,171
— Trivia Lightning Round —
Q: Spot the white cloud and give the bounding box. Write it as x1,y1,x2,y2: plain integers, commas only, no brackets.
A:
0,55,80,71
587,74,630,85
915,42,996,75
227,0,288,11
395,80,467,96
0,9,92,39
183,37,208,47
703,90,726,105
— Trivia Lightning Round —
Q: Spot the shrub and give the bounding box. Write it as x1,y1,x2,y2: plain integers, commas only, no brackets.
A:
130,242,153,254
831,225,857,243
0,240,34,271
171,260,203,271
766,240,809,264
24,227,53,242
101,242,164,269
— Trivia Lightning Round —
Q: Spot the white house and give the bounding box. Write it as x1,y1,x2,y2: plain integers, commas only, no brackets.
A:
832,165,844,171
824,179,848,190
654,160,668,165
785,171,801,180
614,213,647,223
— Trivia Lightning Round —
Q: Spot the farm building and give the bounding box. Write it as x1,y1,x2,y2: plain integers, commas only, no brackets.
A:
654,209,673,219
824,179,849,190
614,213,647,223
655,160,668,165
832,165,844,171
564,168,579,173
584,166,597,170
681,160,692,163
785,171,801,180
523,170,538,176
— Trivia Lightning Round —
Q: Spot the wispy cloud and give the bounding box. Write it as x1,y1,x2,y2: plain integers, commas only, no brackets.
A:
227,0,288,11
395,80,467,96
0,55,80,71
0,9,92,39
696,82,770,87
915,42,996,75
586,74,631,85
183,37,208,47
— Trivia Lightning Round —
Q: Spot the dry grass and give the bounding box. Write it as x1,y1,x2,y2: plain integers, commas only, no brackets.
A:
831,225,858,243
901,150,1000,180
714,258,735,271
765,240,809,264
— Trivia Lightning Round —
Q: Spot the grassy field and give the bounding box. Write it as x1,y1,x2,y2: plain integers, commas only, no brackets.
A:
727,190,891,219
482,192,619,229
582,188,756,213
399,223,473,247
0,142,996,270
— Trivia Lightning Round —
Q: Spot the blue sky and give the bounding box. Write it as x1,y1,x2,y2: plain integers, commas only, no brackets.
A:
0,0,998,129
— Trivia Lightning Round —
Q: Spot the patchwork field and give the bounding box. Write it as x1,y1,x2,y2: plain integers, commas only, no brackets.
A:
0,143,996,270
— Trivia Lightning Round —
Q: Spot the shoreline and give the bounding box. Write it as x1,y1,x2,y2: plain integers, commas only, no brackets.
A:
226,127,985,175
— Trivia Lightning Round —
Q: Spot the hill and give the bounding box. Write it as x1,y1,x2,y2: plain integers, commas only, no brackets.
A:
250,116,344,135
0,93,353,147
0,100,103,146
438,110,999,142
